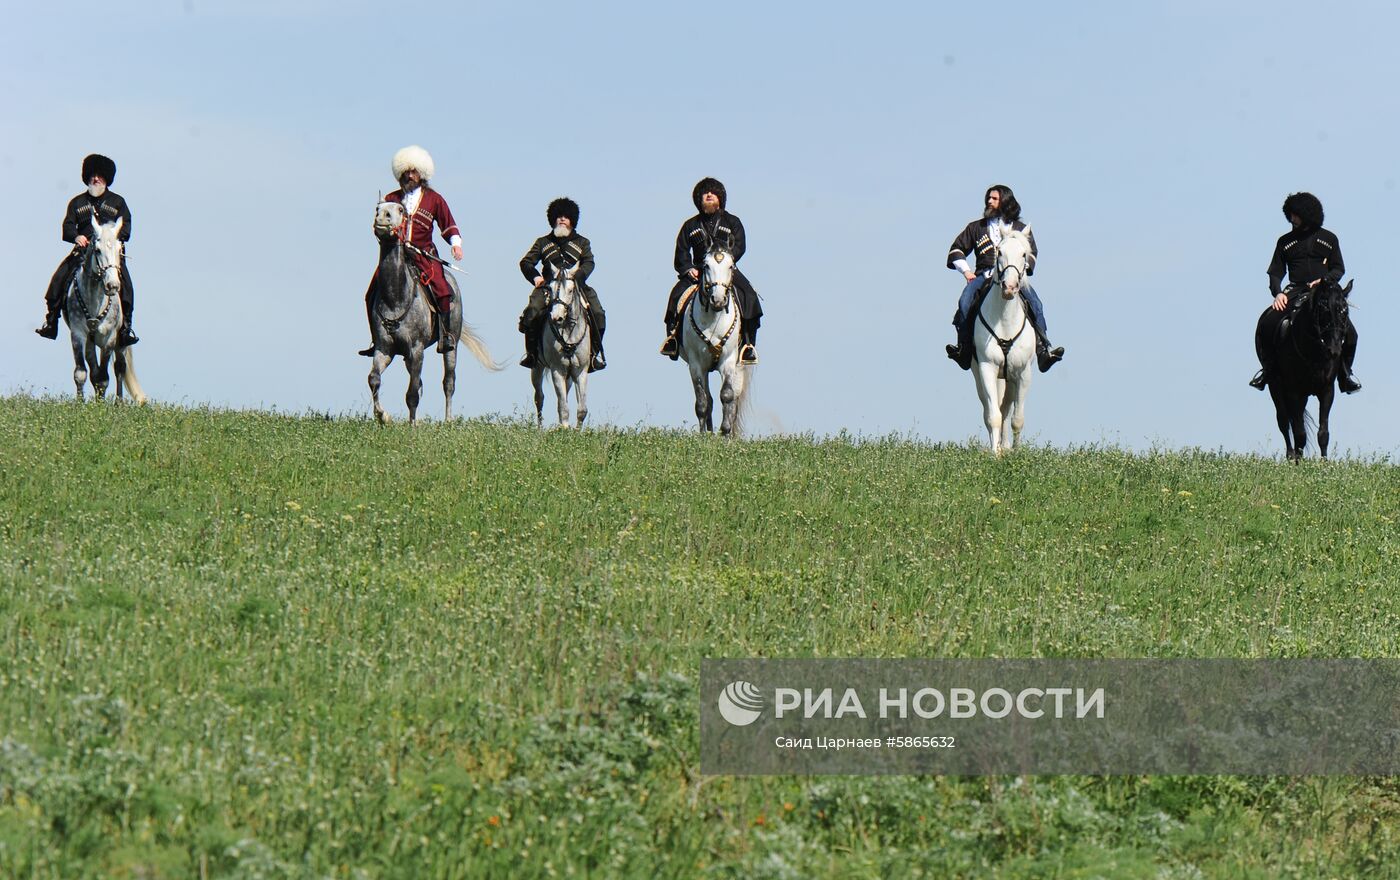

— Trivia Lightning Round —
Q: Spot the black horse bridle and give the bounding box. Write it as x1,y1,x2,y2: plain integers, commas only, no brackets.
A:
546,268,584,357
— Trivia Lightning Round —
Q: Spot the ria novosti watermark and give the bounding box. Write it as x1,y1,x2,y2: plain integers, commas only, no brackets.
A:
701,659,1400,775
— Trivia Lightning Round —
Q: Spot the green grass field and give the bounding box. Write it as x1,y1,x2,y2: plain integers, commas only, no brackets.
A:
2,396,1399,878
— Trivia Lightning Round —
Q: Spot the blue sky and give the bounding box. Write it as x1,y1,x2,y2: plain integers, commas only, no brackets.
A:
3,1,1396,457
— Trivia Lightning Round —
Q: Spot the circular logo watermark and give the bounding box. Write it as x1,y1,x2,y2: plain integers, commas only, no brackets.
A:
718,680,764,726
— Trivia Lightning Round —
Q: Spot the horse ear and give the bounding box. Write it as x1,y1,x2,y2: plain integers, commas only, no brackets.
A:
114,217,124,236
1021,224,1032,239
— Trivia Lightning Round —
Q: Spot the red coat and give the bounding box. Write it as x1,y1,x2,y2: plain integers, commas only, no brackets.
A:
386,187,460,312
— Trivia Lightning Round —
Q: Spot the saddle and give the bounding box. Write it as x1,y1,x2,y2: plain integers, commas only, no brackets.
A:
676,283,697,316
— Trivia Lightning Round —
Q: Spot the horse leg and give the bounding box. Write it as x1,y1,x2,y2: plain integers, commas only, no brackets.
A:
114,350,126,402
1288,395,1308,462
405,347,424,426
71,336,88,401
973,363,1004,454
369,350,392,424
551,368,570,428
575,367,588,429
1316,388,1335,460
531,365,545,428
442,346,457,421
90,345,109,400
718,364,738,437
689,363,713,432
1008,372,1030,450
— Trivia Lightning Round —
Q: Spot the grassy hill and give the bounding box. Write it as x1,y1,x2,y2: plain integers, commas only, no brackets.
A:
2,396,1399,878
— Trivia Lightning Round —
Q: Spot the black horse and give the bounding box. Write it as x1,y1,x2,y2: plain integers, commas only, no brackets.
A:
1255,280,1352,461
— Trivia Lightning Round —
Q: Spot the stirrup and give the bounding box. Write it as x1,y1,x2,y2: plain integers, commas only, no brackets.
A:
359,345,375,357
589,351,607,372
1338,373,1362,394
1036,345,1063,373
117,328,139,346
1249,370,1267,390
739,344,758,365
660,335,679,359
36,321,60,340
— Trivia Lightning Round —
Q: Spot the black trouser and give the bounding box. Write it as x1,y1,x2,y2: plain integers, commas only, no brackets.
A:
664,271,762,344
520,285,606,351
44,252,135,327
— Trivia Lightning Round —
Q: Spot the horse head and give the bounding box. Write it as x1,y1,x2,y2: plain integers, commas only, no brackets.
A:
547,265,580,327
1310,279,1352,358
701,245,735,311
995,227,1032,298
87,215,124,294
373,200,407,242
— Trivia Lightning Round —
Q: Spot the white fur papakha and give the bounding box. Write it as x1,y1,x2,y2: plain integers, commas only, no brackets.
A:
392,145,434,182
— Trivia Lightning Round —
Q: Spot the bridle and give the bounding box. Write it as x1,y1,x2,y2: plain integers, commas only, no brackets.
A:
687,247,739,359
546,270,585,357
74,238,120,332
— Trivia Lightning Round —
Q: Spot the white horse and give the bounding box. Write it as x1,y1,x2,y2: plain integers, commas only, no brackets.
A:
679,244,749,436
67,216,146,404
970,227,1035,454
531,265,591,428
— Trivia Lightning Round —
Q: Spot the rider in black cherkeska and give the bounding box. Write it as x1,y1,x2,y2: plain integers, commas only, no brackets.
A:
1250,191,1360,394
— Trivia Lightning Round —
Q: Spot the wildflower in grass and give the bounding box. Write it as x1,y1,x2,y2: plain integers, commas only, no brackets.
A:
990,497,1002,505
753,814,765,826
285,501,301,511
783,802,794,812
488,815,500,827
1177,491,1192,497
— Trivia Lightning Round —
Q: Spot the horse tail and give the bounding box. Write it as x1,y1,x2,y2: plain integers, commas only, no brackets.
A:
731,364,754,438
117,348,148,405
458,319,507,372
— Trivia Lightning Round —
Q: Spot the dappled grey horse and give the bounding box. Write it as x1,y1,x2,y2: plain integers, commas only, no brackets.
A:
530,264,591,428
67,215,146,404
366,200,498,424
679,244,750,436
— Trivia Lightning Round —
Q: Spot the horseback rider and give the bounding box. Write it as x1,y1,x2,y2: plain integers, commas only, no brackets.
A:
359,145,463,356
517,197,606,372
1250,192,1361,393
36,154,139,346
945,185,1063,372
660,178,762,365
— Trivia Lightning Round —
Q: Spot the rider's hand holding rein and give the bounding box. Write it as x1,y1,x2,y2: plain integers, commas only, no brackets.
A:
75,235,90,248
688,268,699,280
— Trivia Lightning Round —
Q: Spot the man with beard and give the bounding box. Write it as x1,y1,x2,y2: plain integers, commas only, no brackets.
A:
359,145,463,355
36,153,139,345
660,177,762,365
517,197,606,372
1251,192,1361,393
945,184,1063,372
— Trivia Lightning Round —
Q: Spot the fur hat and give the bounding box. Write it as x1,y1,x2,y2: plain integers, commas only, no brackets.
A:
1282,192,1324,229
81,154,116,185
392,145,434,183
547,197,580,228
692,177,726,211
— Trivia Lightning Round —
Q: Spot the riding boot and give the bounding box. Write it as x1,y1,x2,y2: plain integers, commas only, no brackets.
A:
946,315,974,371
437,314,456,353
359,291,377,356
1035,337,1063,373
117,321,139,347
589,320,606,372
660,317,680,360
738,326,759,365
35,306,60,339
1337,322,1361,393
520,331,538,369
1249,369,1268,390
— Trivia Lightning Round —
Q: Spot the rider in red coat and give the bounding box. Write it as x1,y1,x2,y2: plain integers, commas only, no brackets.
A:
359,145,464,355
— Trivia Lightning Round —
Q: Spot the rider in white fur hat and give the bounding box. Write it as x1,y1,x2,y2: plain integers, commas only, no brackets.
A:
359,145,465,355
